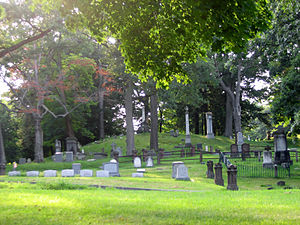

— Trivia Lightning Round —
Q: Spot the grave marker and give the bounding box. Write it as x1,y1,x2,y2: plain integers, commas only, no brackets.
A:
96,170,110,177
134,157,142,168
61,169,75,177
65,151,73,162
172,161,184,178
175,164,190,181
26,171,39,177
44,170,57,177
103,162,120,177
80,169,93,177
146,157,154,167
72,163,81,174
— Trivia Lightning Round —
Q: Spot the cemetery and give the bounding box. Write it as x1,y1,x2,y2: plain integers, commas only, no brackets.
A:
0,0,299,224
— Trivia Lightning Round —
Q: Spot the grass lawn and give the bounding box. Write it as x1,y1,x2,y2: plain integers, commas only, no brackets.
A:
1,133,299,224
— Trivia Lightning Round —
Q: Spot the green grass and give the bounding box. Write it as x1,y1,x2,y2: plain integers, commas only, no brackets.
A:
0,182,299,225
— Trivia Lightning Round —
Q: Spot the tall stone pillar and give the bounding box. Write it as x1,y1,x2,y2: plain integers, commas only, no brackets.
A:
227,164,238,191
66,137,78,155
273,128,292,165
206,112,214,139
185,106,191,147
55,139,62,153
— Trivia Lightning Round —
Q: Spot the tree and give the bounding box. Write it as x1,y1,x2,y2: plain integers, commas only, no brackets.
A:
60,0,271,86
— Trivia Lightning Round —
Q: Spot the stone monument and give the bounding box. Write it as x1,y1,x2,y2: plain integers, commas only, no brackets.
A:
206,112,214,139
175,164,190,181
54,152,63,162
172,161,184,178
185,106,192,147
227,164,238,191
214,163,224,186
206,161,214,179
134,157,142,168
273,128,292,165
55,139,62,152
65,151,73,162
72,163,81,174
103,162,120,177
44,170,57,177
146,157,154,167
237,132,244,152
66,137,78,154
263,151,274,168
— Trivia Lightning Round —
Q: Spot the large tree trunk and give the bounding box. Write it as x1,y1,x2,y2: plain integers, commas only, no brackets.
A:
65,115,75,137
33,116,44,163
224,92,233,137
124,81,135,155
98,87,105,140
150,91,159,151
193,109,200,134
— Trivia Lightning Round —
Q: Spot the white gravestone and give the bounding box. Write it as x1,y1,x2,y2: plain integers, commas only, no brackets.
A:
61,169,75,177
205,146,209,152
103,162,120,177
80,169,93,177
72,163,81,175
263,151,274,168
206,112,215,139
132,173,144,177
146,157,154,167
172,161,184,178
134,157,142,168
26,171,39,177
96,170,110,177
44,170,57,177
8,171,21,176
55,139,61,152
185,106,192,146
175,164,190,181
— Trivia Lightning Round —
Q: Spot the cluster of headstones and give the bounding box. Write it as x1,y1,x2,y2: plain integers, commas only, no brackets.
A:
132,156,154,177
18,158,31,164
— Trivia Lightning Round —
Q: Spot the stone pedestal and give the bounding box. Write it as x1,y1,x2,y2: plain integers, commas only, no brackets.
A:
172,161,184,178
227,165,238,191
55,139,62,153
0,163,6,175
206,161,214,179
54,152,63,162
65,151,74,162
214,163,224,186
237,132,244,152
206,112,214,139
185,106,192,147
66,137,78,154
273,129,292,165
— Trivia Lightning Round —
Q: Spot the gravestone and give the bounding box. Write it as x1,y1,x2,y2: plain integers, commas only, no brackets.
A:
172,161,184,178
8,171,21,176
132,173,144,177
237,132,244,152
185,106,192,147
227,164,238,191
19,158,26,164
111,142,117,152
170,130,175,136
175,164,190,181
210,146,213,153
206,112,215,139
206,161,214,179
196,143,202,150
65,151,74,162
61,169,75,177
44,170,57,177
115,147,123,157
137,168,146,173
205,146,208,152
66,137,78,154
110,159,117,163
214,163,224,186
54,152,63,162
146,157,154,167
27,158,32,163
80,169,93,177
103,162,120,177
96,170,110,177
263,151,274,168
26,171,39,177
273,128,292,165
55,139,62,152
230,144,239,158
72,163,81,175
242,143,250,158
134,157,142,168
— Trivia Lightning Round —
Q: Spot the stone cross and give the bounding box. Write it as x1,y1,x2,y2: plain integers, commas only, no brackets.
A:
185,106,191,147
205,112,214,139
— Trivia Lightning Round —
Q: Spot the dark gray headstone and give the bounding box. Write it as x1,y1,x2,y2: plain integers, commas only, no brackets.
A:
54,152,63,162
66,137,78,154
227,165,238,191
19,158,26,164
242,143,250,158
196,143,202,150
65,151,74,162
230,144,239,158
206,161,214,179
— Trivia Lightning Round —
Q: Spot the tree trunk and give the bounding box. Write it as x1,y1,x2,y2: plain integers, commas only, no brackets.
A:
150,91,159,151
0,123,6,164
33,116,44,163
224,92,233,137
65,114,75,137
98,87,105,140
124,81,135,155
194,109,200,134
159,106,163,133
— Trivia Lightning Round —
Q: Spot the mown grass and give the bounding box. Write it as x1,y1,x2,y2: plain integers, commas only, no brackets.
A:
0,182,299,225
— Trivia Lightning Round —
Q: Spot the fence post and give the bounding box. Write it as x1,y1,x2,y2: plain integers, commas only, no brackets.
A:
296,151,299,162
180,148,184,158
274,164,278,178
258,151,261,162
157,152,161,165
199,151,203,163
191,146,195,156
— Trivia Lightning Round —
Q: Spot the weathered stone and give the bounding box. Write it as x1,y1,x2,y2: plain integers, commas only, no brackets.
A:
65,151,74,162
54,152,63,162
44,170,57,177
263,151,274,168
27,158,32,163
172,161,184,178
96,170,110,177
115,147,122,157
19,158,26,164
277,181,285,186
134,157,142,168
137,168,146,173
242,143,250,158
66,137,78,154
230,144,239,158
26,171,39,177
227,164,238,191
61,169,75,177
237,132,244,152
206,112,214,139
55,139,62,153
0,164,5,175
132,173,144,177
196,143,203,150
214,163,224,186
72,163,81,175
175,164,190,181
8,171,21,176
80,169,93,177
103,162,120,177
185,106,192,147
146,157,154,167
206,161,214,179
94,152,107,159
